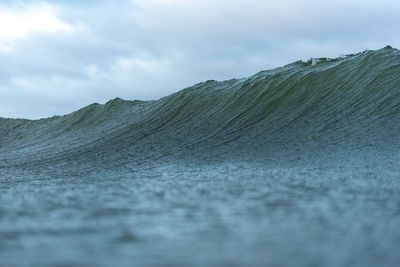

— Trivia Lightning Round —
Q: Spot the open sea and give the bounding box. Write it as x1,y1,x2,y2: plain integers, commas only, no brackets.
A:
1,47,400,266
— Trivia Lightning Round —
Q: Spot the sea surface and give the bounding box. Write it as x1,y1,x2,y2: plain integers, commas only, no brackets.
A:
1,46,400,267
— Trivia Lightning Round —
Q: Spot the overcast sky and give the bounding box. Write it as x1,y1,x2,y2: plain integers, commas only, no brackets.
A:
0,0,399,119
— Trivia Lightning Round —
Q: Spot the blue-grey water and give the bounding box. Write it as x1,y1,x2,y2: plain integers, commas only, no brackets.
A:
1,47,400,266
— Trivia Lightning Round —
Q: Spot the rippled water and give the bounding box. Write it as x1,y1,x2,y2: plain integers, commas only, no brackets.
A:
1,47,400,266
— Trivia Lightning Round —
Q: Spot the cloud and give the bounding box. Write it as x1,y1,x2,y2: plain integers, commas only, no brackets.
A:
0,3,73,53
0,0,399,119
0,4,71,38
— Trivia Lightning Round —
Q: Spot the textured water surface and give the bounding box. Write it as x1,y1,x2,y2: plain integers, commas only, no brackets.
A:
1,47,400,266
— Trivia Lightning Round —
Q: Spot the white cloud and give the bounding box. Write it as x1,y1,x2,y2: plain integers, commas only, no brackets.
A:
0,3,72,39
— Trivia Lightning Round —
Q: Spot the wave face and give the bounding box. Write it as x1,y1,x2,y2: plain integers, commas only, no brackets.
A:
1,47,400,267
2,46,400,174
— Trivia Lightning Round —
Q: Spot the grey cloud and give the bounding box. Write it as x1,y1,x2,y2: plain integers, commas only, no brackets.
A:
0,0,399,118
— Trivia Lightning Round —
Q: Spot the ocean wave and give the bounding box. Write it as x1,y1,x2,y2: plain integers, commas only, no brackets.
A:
1,46,400,171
